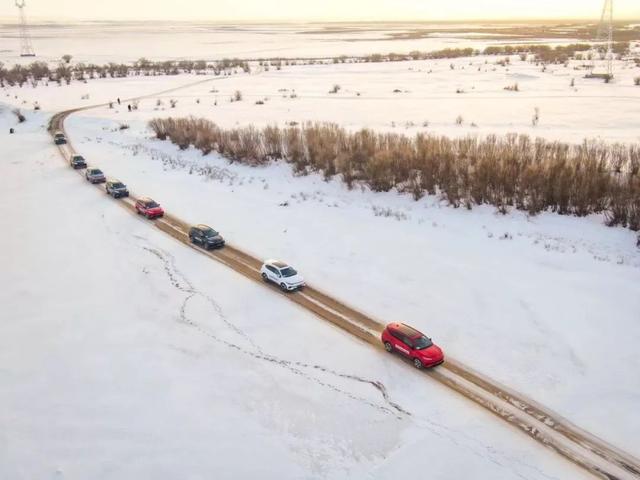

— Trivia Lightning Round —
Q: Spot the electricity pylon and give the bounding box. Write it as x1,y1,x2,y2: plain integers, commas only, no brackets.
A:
588,0,613,79
15,0,36,57
598,0,614,78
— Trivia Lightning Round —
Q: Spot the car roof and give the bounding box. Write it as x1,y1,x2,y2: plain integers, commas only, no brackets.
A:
88,168,102,172
388,323,423,339
265,259,289,269
107,179,122,183
72,154,83,158
194,224,212,230
138,196,154,202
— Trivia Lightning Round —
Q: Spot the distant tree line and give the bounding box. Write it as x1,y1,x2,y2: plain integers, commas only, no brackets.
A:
0,58,251,87
348,43,631,65
0,41,633,88
149,117,640,233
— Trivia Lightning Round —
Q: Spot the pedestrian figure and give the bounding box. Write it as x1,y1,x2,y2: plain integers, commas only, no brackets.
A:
127,104,132,112
117,97,121,105
9,128,15,134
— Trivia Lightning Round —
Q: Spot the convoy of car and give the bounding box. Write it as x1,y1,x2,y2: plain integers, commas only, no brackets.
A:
260,259,306,291
105,179,129,198
135,197,165,219
189,224,225,249
85,168,106,184
58,138,445,369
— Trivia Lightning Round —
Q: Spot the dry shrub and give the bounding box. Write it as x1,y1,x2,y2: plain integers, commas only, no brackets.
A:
148,117,640,233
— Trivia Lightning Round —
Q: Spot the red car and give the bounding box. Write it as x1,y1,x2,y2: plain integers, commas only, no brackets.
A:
381,323,444,369
135,197,164,219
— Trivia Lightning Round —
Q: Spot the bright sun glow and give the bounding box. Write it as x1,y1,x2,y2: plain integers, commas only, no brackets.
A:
0,0,639,21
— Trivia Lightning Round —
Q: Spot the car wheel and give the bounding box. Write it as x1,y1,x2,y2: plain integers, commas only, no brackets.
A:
145,213,151,219
261,273,268,281
280,283,288,292
384,342,393,353
413,358,423,370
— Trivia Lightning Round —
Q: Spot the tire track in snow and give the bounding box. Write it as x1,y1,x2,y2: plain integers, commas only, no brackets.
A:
143,245,265,355
142,244,410,419
139,246,557,480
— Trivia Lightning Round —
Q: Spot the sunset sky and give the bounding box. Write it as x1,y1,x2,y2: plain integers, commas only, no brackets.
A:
0,0,639,22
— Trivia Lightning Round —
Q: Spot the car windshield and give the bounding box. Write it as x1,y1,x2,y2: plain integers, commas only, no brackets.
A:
280,267,297,277
73,156,84,161
90,169,102,175
202,228,218,237
145,201,159,208
413,336,433,350
112,183,125,189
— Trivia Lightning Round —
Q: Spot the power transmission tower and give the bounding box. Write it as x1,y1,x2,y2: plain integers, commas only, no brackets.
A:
15,0,36,57
598,0,614,78
587,0,614,79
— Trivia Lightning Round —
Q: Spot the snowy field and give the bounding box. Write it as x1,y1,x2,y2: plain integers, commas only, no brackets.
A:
1,22,640,479
61,105,640,453
4,49,640,143
0,107,596,479
0,20,586,64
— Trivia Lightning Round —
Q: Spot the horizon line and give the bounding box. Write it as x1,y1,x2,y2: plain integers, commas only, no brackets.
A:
1,16,640,24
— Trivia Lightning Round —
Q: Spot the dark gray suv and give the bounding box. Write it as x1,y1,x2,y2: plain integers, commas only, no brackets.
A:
189,224,225,250
70,154,87,169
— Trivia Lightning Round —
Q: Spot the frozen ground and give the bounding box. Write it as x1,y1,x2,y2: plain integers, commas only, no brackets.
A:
4,49,640,143
0,107,596,479
2,27,640,475
2,54,639,453
60,109,640,455
0,21,584,64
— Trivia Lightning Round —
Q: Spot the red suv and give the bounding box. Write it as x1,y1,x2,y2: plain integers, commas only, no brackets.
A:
381,323,444,369
135,197,164,219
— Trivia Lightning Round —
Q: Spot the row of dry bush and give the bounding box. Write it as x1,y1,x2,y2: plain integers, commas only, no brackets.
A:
149,117,640,231
0,58,250,87
484,43,630,63
336,42,632,65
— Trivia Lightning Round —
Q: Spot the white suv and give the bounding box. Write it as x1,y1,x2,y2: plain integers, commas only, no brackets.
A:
260,259,305,292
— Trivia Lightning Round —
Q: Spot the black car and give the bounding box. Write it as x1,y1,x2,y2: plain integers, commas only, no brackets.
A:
189,224,225,250
54,131,67,145
105,179,129,198
70,154,87,169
